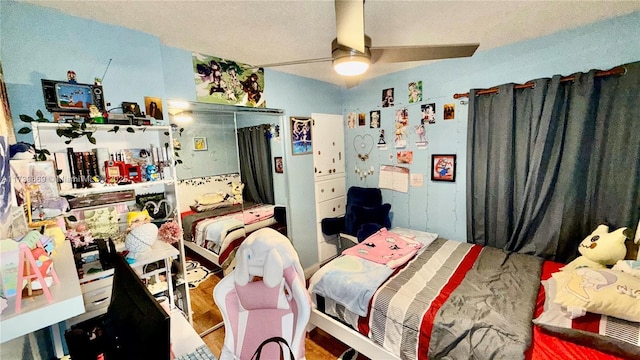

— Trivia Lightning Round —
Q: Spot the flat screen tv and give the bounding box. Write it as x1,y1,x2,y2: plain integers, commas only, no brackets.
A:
41,79,105,114
103,251,171,360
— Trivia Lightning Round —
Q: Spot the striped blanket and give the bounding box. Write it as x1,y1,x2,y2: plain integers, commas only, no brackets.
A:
316,237,543,360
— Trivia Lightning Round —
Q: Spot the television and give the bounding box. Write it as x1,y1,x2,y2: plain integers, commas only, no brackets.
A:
102,250,171,359
41,79,106,114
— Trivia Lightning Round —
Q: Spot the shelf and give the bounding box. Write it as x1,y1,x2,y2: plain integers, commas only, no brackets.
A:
32,122,171,132
0,241,84,344
59,179,175,196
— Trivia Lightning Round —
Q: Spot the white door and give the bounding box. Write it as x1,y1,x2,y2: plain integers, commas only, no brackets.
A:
311,113,344,179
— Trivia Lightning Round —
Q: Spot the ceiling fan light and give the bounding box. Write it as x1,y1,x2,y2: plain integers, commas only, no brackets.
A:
333,56,370,76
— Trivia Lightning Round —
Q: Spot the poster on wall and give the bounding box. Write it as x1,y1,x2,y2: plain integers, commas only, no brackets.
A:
290,117,312,155
192,52,265,108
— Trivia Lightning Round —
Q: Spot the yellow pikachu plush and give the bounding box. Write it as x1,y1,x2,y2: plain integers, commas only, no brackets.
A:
562,224,628,272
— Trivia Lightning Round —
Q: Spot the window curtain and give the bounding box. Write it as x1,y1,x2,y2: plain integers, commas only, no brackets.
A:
237,124,274,204
467,61,640,262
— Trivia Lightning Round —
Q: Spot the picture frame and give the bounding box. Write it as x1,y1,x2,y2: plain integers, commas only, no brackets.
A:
431,154,456,182
290,116,312,155
193,137,208,151
274,156,283,174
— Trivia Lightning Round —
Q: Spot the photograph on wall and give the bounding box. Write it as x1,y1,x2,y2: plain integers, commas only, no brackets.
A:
291,117,312,155
370,110,381,128
421,103,436,124
394,108,408,148
444,103,455,120
408,81,422,103
382,88,394,107
144,96,164,120
274,156,284,173
397,151,414,164
358,113,366,126
346,112,357,129
193,52,265,107
193,137,208,151
431,154,456,182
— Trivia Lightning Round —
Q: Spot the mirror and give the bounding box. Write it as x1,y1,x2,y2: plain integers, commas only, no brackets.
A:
168,101,287,336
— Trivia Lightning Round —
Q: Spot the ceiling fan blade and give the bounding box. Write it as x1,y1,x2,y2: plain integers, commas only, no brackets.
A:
335,0,365,53
247,57,333,69
370,43,480,63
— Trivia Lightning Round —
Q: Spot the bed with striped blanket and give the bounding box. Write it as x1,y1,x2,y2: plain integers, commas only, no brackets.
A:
310,233,544,360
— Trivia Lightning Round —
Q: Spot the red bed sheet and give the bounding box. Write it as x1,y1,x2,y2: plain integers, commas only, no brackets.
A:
527,261,626,360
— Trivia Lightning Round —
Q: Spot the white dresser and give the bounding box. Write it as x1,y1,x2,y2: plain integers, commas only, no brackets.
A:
311,113,345,263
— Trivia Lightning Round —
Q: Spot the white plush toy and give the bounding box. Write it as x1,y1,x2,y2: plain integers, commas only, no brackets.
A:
562,224,628,272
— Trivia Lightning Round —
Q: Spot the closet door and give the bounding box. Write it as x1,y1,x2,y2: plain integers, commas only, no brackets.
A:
312,113,344,179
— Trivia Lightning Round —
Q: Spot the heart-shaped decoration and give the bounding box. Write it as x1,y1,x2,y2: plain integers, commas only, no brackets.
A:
353,134,374,161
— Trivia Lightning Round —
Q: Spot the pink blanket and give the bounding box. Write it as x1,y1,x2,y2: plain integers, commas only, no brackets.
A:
342,228,422,268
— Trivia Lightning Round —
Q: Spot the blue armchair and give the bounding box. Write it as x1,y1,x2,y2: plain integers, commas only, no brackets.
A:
321,187,392,247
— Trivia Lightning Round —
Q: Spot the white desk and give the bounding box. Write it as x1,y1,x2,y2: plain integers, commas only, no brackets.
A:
0,240,85,343
170,309,213,358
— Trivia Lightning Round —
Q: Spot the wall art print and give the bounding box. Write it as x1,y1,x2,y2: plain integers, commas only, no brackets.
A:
431,154,456,182
193,52,265,107
291,117,312,155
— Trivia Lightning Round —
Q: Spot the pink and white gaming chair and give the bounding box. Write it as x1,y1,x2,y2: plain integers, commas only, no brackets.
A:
213,228,310,360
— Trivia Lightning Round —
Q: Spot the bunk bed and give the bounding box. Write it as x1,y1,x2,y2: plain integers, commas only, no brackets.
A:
308,227,639,360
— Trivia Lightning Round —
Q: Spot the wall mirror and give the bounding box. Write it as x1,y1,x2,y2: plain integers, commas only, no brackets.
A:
168,101,288,336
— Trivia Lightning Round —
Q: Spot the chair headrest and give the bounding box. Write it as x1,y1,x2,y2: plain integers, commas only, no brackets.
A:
234,228,304,288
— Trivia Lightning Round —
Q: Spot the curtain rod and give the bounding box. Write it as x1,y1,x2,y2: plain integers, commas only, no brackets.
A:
453,66,626,99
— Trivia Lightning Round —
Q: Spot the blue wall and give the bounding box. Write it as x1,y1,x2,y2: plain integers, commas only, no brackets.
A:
2,1,639,268
341,10,640,242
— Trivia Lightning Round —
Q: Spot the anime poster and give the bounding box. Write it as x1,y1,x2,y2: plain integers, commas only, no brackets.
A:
421,103,436,124
290,117,312,155
444,103,455,120
408,81,422,103
394,108,408,148
193,52,265,107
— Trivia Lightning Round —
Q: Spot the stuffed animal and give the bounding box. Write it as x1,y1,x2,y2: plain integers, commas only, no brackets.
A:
231,182,244,204
562,224,628,272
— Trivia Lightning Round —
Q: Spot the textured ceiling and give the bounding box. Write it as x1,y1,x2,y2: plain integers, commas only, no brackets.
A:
22,0,640,86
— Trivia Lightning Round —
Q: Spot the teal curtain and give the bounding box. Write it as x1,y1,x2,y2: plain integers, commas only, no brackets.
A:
467,61,640,262
237,125,274,204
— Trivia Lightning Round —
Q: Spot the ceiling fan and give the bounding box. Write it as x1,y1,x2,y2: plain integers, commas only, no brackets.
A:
250,0,479,86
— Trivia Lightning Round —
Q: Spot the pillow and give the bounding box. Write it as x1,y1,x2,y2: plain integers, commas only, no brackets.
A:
189,201,232,213
351,203,391,234
196,192,225,205
552,268,640,323
534,278,640,358
612,260,640,278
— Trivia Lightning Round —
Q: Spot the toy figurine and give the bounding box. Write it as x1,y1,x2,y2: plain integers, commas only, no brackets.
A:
378,129,386,145
67,70,77,84
145,164,159,181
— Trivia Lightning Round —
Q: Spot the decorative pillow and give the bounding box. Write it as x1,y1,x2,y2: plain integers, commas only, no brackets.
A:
351,203,391,235
189,201,232,213
612,260,640,278
534,278,640,359
552,268,640,323
196,192,226,205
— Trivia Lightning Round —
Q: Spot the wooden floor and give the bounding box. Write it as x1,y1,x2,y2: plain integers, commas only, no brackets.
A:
186,249,370,359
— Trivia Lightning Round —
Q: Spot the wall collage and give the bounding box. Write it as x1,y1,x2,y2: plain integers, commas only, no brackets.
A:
346,81,458,188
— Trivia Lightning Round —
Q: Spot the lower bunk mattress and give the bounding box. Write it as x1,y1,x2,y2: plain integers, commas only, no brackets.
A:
309,227,638,360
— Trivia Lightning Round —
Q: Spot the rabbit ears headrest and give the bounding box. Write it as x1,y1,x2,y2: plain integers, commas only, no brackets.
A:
234,228,304,288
